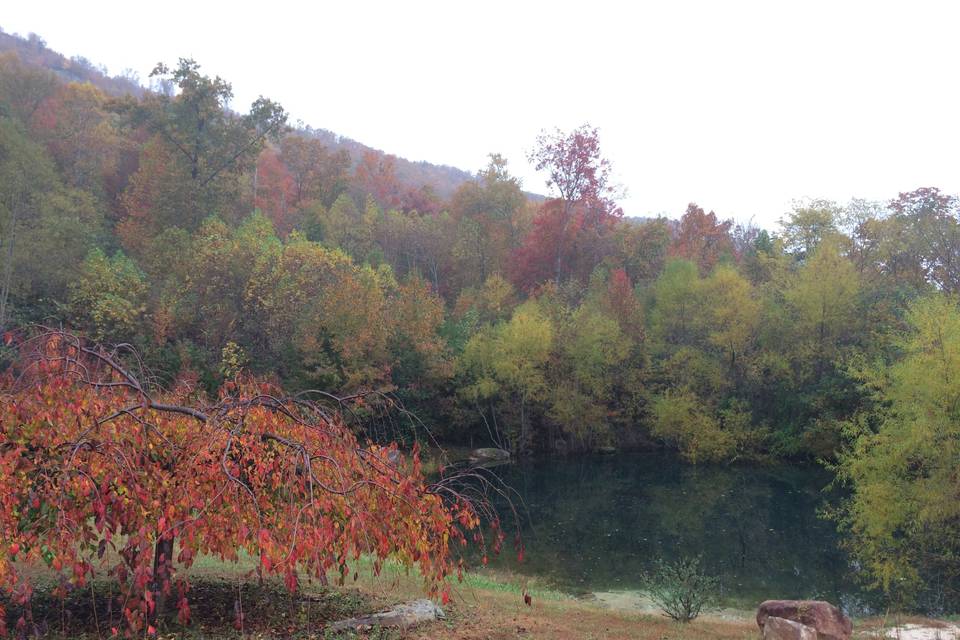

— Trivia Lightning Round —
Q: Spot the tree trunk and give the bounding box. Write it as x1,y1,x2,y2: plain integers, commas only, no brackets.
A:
519,394,527,454
0,199,21,332
151,536,175,622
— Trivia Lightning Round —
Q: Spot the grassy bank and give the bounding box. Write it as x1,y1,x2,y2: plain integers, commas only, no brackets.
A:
1,551,755,639
5,553,955,639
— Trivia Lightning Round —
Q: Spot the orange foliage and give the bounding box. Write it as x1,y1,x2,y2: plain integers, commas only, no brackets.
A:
605,268,644,339
117,137,191,254
354,151,402,210
669,203,736,274
0,334,486,635
254,148,298,236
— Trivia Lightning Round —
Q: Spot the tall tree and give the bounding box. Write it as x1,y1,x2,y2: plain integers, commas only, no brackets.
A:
700,264,759,374
839,294,960,608
888,187,960,293
279,134,350,208
778,200,842,258
118,59,286,238
459,301,555,452
784,239,861,377
525,124,622,283
254,147,297,235
451,154,526,286
648,258,703,349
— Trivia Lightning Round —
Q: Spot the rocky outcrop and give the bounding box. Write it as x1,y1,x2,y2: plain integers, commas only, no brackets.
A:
763,616,818,640
757,600,852,640
327,599,445,632
470,447,510,461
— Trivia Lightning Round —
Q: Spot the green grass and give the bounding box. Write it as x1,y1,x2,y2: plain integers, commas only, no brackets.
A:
454,570,570,602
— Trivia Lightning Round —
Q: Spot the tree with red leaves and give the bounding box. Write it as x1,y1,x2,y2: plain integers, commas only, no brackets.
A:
279,134,350,209
254,148,298,236
669,203,736,274
354,151,403,210
604,268,644,340
0,331,498,635
518,125,622,287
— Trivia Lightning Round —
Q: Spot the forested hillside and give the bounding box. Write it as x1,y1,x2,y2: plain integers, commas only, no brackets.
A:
0,29,483,201
1,37,958,470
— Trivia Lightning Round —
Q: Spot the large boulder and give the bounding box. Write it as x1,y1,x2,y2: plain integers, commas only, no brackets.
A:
328,599,444,632
763,617,818,640
757,600,852,640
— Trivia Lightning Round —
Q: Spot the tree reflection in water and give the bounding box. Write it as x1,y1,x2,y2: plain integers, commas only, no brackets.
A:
474,453,876,613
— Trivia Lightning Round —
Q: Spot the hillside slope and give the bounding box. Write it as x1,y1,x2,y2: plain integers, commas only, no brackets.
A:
0,28,487,200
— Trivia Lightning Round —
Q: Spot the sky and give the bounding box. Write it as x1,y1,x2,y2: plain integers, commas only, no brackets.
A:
3,0,960,228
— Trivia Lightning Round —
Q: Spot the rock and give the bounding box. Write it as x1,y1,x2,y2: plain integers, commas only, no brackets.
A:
328,599,445,632
763,617,818,640
470,447,510,461
757,600,852,640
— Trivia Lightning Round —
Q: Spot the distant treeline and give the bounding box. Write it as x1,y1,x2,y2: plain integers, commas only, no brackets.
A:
1,46,958,469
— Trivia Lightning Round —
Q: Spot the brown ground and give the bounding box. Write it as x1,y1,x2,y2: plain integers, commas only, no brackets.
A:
410,592,757,640
354,567,757,640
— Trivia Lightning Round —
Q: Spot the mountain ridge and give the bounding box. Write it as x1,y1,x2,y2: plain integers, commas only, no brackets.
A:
0,27,538,202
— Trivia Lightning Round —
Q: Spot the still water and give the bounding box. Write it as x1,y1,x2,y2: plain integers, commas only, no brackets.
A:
472,453,873,612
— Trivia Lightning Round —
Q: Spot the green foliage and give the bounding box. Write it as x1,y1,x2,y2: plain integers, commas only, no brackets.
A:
838,294,960,609
700,264,758,370
487,301,555,396
649,258,702,347
546,305,633,447
562,306,630,399
68,249,146,342
784,239,861,372
779,200,842,256
116,59,286,246
219,340,249,379
1,46,958,470
650,389,731,463
0,117,104,325
459,301,555,451
321,193,375,260
450,154,526,286
16,187,104,299
644,556,718,622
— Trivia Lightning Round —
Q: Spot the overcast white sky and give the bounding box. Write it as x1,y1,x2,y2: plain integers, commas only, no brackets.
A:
4,1,960,228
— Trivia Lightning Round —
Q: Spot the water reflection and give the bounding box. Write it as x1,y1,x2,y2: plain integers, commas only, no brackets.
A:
473,453,875,612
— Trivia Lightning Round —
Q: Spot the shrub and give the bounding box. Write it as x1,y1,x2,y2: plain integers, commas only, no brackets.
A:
644,557,718,622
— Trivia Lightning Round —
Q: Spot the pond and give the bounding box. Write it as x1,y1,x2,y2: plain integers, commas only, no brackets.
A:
468,453,875,613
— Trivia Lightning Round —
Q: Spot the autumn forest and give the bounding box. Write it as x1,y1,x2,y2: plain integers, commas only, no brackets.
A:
2,30,960,626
